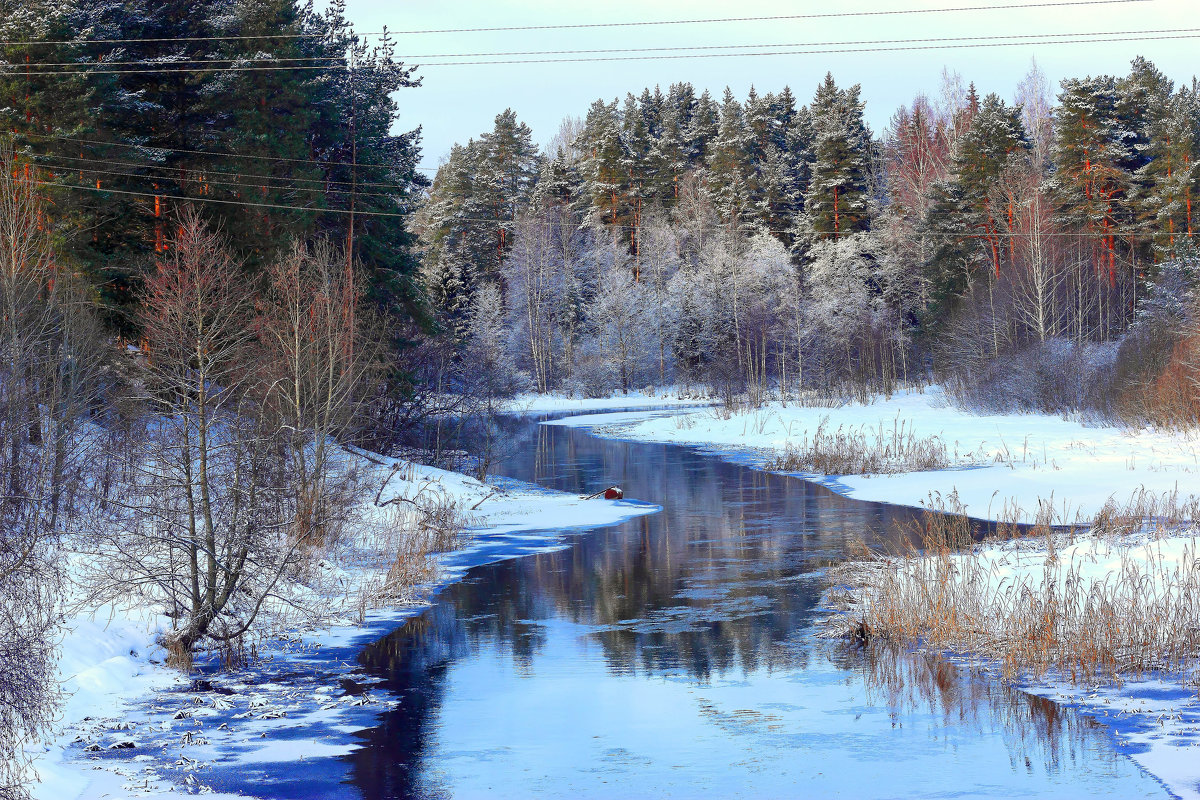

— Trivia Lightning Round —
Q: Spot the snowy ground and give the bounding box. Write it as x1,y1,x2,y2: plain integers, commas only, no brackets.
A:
505,387,712,414
575,386,1200,524
33,450,658,800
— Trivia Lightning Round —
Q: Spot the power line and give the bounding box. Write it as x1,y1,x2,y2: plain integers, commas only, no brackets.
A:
17,132,441,174
32,159,407,203
32,150,427,191
385,0,1153,34
4,27,1190,67
25,175,1194,239
0,0,1150,45
3,31,1193,74
34,179,413,218
401,33,1200,67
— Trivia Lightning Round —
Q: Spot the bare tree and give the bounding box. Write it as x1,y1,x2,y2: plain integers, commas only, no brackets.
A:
259,241,383,549
95,215,372,665
0,139,107,800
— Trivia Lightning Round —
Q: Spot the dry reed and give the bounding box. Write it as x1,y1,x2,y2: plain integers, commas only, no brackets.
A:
765,416,950,476
825,489,1200,690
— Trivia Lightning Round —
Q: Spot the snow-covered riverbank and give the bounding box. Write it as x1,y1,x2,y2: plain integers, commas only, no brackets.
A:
562,391,1200,799
576,386,1200,524
35,449,657,800
506,387,713,414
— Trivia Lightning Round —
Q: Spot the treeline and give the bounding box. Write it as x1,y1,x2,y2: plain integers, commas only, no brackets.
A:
1,0,427,328
418,60,1200,415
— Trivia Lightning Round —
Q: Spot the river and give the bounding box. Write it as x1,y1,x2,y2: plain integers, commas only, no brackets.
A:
328,411,1167,799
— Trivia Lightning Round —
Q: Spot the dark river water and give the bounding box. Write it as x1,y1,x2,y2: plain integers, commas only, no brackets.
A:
326,412,1167,799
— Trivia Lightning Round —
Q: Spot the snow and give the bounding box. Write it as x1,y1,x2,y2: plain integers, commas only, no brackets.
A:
505,388,712,414
581,386,1200,524
31,447,659,800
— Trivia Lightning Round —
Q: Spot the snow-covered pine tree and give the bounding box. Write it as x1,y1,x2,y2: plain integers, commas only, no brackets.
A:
1139,83,1200,257
578,98,630,230
705,87,751,230
922,94,1029,327
1050,76,1135,287
798,74,873,252
686,89,721,166
474,108,541,286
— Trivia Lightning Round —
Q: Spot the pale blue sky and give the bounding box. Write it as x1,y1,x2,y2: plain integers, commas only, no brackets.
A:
331,0,1196,172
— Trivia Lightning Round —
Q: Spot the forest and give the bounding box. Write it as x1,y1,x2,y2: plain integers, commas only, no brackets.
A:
420,61,1200,419
3,0,1200,797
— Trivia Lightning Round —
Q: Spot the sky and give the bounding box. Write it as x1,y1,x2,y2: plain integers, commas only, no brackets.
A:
327,0,1197,175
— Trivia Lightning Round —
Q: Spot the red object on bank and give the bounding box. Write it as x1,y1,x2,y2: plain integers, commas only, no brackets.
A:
603,487,624,500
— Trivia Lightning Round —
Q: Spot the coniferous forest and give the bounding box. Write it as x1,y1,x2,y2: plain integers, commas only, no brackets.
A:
420,61,1200,418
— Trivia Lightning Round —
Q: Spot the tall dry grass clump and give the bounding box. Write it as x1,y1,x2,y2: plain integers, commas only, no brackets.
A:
765,416,949,475
826,490,1200,689
355,464,474,617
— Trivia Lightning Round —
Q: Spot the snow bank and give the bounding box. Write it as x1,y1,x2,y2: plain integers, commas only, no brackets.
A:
32,448,658,800
586,387,1200,523
505,388,711,414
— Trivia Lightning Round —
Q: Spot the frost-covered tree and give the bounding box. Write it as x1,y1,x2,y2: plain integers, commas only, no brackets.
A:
798,74,874,248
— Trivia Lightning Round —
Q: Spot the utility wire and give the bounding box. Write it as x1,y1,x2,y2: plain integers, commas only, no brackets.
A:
33,159,407,203
32,150,428,190
17,132,441,174
3,31,1193,74
33,179,412,218
0,0,1152,45
6,27,1188,66
24,175,1194,238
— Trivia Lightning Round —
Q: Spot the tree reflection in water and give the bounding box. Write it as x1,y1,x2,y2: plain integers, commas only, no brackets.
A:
345,414,1162,800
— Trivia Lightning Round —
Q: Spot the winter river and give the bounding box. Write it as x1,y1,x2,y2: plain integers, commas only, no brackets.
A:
183,410,1173,799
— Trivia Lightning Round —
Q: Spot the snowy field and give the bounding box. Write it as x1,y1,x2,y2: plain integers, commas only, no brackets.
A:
574,386,1200,524
34,450,657,800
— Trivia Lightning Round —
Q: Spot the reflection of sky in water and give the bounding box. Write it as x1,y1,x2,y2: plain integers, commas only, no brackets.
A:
336,416,1168,800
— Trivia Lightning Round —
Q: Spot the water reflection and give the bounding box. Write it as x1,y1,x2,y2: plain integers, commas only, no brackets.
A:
346,416,1164,799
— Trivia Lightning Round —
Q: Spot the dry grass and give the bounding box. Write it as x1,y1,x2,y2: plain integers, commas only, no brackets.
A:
355,471,474,617
825,490,1200,689
764,416,950,476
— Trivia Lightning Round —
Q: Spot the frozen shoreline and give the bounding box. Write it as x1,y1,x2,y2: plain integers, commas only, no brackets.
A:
566,394,1200,800
570,387,1200,524
35,447,658,800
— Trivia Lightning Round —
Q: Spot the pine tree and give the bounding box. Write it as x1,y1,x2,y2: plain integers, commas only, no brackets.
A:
686,89,720,165
1140,83,1200,255
1050,75,1136,289
922,94,1029,324
705,87,751,229
474,108,541,284
799,74,874,248
578,98,629,230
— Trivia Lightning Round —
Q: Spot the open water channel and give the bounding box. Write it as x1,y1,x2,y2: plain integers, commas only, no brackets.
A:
152,409,1170,799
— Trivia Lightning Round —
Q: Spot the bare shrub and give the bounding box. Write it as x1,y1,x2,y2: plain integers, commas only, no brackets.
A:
357,468,473,613
764,416,949,475
0,139,109,799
